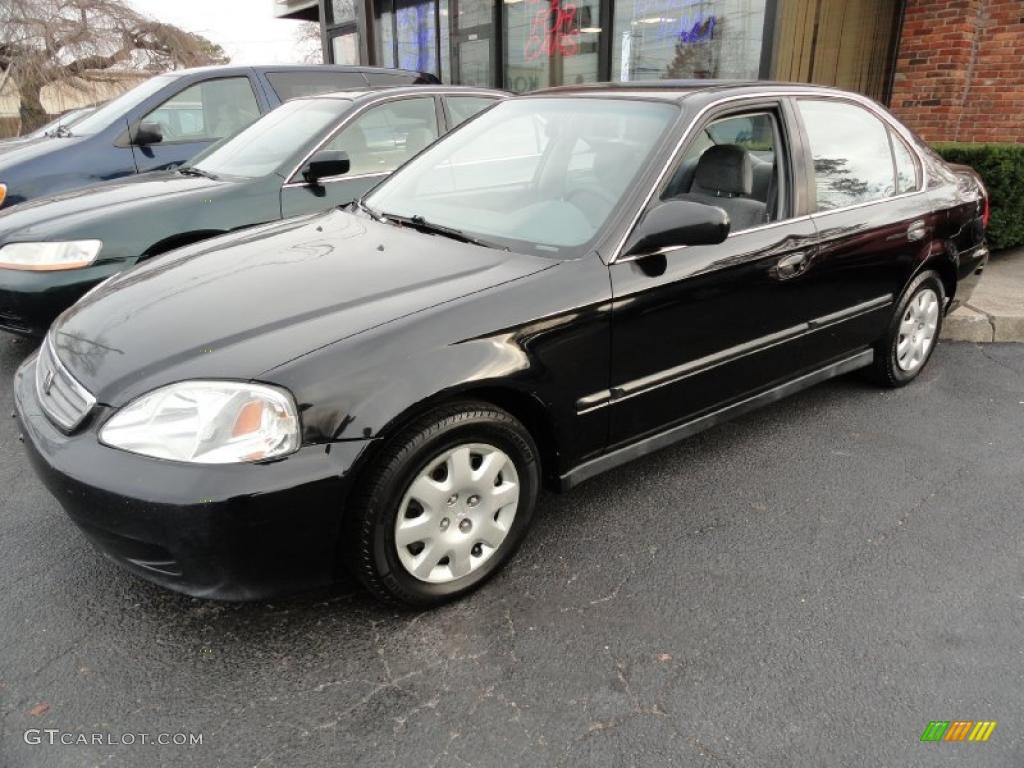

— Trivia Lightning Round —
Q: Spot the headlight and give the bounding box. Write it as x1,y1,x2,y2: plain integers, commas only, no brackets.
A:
0,240,102,270
99,381,300,464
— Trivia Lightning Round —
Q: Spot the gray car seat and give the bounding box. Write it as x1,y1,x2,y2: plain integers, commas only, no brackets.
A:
675,144,767,232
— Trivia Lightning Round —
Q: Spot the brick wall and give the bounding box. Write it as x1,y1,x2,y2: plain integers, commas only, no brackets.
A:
890,0,1024,143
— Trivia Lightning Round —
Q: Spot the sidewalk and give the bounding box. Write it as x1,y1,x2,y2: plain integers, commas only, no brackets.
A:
943,247,1024,342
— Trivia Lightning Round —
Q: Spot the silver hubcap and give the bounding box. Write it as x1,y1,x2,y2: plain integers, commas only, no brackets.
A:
896,287,939,372
395,443,520,584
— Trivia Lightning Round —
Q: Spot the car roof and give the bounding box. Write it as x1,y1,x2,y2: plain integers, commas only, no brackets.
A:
166,64,434,78
532,79,859,103
302,85,508,102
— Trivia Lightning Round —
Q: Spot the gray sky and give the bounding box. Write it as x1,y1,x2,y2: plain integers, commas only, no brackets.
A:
127,0,319,64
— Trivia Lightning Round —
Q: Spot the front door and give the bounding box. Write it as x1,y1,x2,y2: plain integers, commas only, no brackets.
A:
606,103,824,447
131,76,263,173
281,95,442,218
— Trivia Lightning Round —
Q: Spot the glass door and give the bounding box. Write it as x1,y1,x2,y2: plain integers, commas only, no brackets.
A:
451,0,496,86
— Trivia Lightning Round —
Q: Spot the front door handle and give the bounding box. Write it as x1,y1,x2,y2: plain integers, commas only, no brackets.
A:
907,220,928,242
773,251,811,280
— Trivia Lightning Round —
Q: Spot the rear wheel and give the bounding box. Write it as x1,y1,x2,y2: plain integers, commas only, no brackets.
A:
345,402,539,606
866,270,945,387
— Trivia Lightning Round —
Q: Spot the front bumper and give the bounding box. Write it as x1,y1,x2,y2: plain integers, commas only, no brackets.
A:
0,262,123,337
14,353,372,600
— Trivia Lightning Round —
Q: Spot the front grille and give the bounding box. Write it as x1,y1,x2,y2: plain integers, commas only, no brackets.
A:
35,336,96,432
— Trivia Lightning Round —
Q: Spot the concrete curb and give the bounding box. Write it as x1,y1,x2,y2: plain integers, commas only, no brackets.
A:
941,248,1024,343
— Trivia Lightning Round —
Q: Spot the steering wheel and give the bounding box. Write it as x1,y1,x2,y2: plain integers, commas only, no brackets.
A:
565,187,618,228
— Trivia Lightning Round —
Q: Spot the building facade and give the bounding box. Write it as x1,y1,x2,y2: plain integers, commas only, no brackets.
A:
277,0,1024,143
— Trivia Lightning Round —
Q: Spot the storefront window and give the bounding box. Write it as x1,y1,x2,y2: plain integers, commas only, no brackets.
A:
453,0,496,85
612,0,765,82
375,2,397,67
332,0,358,24
396,0,439,74
504,0,604,92
332,31,360,65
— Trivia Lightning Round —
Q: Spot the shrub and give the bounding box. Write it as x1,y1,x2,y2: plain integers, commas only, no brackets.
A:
933,142,1024,251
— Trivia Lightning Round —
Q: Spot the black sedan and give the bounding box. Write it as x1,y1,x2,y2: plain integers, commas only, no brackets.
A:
0,85,503,336
14,82,989,606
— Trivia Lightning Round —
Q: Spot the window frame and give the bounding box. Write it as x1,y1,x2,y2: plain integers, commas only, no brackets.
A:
610,90,931,265
658,107,790,231
792,96,927,215
139,75,261,146
284,92,446,186
651,99,798,240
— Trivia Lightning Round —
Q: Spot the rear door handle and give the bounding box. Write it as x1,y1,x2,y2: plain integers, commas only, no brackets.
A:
907,220,928,242
773,251,811,280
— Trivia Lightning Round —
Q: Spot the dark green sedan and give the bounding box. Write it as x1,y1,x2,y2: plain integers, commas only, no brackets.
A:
0,85,503,336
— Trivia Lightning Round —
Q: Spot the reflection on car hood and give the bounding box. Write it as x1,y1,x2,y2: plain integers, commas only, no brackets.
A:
0,171,226,237
0,133,78,162
52,209,555,405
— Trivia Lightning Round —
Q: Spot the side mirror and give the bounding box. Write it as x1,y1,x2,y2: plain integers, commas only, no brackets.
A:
624,200,730,258
132,122,163,146
303,150,350,185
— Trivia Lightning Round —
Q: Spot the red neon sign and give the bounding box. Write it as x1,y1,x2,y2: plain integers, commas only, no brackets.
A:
524,0,579,61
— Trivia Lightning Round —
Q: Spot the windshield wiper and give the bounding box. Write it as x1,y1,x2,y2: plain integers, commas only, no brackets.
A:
178,166,218,180
352,197,385,222
379,212,506,250
47,125,73,138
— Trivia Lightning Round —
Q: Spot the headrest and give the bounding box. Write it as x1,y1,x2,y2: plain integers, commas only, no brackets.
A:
693,144,753,196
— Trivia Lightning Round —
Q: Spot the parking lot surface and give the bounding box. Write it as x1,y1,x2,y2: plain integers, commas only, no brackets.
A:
1,337,1022,768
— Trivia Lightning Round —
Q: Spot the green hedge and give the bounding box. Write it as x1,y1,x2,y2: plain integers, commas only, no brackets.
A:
933,142,1024,251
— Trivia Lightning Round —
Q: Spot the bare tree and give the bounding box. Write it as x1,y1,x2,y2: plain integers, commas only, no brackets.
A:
0,0,229,133
294,21,323,65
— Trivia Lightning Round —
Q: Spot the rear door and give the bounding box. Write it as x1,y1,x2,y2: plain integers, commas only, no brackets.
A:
792,96,934,352
281,94,442,218
130,75,265,172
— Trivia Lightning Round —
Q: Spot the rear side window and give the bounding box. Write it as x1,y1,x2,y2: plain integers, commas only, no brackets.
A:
797,99,898,211
891,130,920,194
446,96,497,128
267,71,367,100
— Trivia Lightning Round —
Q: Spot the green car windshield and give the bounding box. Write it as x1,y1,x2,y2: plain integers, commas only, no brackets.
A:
189,98,352,179
365,97,678,256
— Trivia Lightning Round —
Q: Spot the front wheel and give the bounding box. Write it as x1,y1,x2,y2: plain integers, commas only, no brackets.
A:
344,402,540,606
866,270,945,387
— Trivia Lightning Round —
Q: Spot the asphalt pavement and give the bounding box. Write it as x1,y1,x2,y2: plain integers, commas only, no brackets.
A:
1,336,1022,768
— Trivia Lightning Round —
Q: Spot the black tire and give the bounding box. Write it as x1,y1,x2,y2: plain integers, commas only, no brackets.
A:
344,401,540,607
866,269,946,388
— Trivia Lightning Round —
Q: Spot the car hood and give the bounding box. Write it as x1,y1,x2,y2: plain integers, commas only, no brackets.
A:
52,208,555,405
0,133,81,163
0,171,227,240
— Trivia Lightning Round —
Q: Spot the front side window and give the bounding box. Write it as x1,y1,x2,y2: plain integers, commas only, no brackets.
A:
190,98,352,178
142,77,260,143
798,99,898,211
662,111,784,233
325,97,439,175
366,98,678,254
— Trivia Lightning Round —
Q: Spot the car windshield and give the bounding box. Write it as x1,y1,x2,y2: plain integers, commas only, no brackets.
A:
364,97,678,255
70,75,176,136
189,98,352,178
